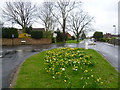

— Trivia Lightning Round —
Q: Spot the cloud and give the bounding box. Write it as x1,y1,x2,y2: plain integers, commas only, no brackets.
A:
81,0,119,35
0,0,119,35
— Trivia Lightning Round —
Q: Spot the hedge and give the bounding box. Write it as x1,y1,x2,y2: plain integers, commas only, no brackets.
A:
2,27,18,38
43,31,52,38
30,31,43,39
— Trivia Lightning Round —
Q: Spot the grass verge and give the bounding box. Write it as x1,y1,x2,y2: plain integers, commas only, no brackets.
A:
54,40,82,44
65,40,81,43
13,47,118,88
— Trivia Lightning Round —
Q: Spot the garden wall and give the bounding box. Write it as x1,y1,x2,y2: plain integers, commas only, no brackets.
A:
0,38,52,45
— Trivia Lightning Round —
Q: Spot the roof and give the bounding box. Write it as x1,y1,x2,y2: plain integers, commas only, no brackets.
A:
32,28,45,31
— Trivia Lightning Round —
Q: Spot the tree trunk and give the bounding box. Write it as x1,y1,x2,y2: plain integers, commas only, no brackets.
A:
62,19,66,42
76,35,79,42
22,25,26,33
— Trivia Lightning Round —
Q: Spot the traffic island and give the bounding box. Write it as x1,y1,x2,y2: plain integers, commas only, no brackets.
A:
12,47,118,88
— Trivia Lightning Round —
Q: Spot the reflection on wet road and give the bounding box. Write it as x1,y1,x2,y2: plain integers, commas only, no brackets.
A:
2,41,119,88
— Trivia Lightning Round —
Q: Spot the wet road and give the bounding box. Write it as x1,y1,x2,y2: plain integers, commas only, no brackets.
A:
2,41,119,88
88,42,119,71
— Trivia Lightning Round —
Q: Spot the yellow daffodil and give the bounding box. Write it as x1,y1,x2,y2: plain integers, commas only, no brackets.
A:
84,70,88,73
91,75,93,77
52,68,54,70
97,79,100,82
64,80,67,82
99,77,101,80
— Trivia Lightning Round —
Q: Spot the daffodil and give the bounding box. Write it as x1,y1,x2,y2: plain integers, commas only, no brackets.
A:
84,70,88,73
62,68,65,71
81,77,83,80
99,77,101,80
90,75,93,77
64,80,67,82
52,68,54,70
97,79,100,82
52,76,55,79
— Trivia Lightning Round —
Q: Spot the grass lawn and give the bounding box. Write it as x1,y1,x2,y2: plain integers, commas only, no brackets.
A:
65,40,81,43
55,40,82,44
13,47,118,88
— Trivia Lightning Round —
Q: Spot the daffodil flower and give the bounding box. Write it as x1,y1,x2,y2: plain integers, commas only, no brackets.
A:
64,80,67,82
52,76,55,79
91,75,93,77
62,68,65,71
97,79,99,82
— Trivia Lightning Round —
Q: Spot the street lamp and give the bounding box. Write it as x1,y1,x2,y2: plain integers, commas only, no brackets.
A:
113,25,116,46
113,25,116,35
12,34,14,45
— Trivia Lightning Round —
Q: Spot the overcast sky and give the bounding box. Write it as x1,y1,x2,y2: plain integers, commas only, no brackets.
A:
0,0,119,36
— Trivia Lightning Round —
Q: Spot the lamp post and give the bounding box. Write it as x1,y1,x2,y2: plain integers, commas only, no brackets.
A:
12,34,14,45
113,25,116,46
113,25,116,35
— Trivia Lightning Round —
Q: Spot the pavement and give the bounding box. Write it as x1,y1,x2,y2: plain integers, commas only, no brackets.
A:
1,40,119,88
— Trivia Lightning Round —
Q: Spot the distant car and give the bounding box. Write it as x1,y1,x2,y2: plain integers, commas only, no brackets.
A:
94,39,97,42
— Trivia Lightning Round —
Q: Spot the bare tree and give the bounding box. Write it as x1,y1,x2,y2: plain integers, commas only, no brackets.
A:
38,2,56,31
69,11,94,42
2,1,37,33
52,0,81,42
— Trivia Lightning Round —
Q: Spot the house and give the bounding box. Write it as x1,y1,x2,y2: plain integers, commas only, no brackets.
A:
65,32,71,39
103,33,112,38
32,28,45,31
104,33,120,39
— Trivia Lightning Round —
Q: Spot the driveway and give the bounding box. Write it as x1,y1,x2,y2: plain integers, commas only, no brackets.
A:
1,41,119,88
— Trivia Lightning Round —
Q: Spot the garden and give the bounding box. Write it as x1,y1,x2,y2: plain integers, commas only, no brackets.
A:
13,47,118,88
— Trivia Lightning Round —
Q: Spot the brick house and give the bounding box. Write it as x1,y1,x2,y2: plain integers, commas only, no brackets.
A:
103,33,112,38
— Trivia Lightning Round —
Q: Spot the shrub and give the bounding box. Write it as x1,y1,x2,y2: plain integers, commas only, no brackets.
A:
52,37,56,43
30,31,43,39
18,33,30,38
55,30,68,42
2,27,18,38
56,33,64,42
99,38,110,42
71,36,75,40
93,32,103,41
99,38,106,42
111,37,116,40
25,26,32,34
43,31,52,38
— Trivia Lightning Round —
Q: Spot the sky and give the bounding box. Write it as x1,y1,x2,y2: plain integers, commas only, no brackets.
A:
0,0,119,36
